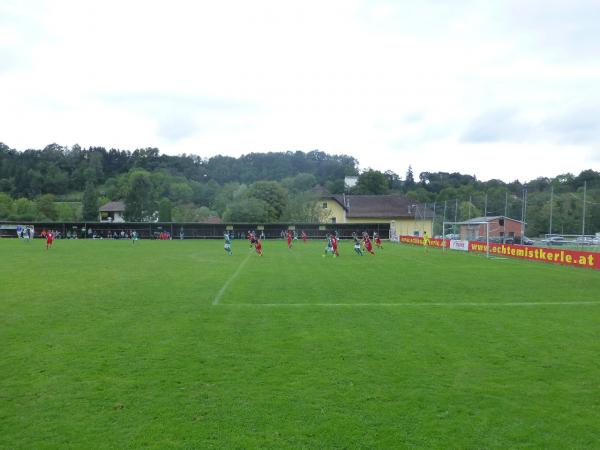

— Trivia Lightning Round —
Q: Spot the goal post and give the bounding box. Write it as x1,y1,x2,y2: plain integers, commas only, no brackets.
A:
442,221,490,258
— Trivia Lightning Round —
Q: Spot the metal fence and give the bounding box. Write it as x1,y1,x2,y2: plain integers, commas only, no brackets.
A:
408,185,600,249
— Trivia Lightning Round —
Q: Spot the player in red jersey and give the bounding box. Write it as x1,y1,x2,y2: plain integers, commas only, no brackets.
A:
363,232,375,254
287,230,293,248
46,231,54,250
301,230,308,243
374,232,383,249
248,230,257,248
331,233,340,257
255,238,263,256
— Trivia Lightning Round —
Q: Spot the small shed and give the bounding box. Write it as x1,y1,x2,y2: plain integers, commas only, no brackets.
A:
99,201,126,223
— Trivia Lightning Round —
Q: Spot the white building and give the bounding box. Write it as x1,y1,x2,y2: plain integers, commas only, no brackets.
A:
99,201,126,222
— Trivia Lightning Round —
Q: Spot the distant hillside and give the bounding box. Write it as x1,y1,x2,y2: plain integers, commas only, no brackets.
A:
1,142,599,236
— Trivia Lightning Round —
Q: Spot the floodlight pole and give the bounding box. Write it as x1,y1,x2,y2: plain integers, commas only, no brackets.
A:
443,200,447,223
549,185,554,236
484,193,488,217
582,180,587,237
504,191,508,240
442,221,447,251
486,220,490,259
454,199,458,223
432,202,436,236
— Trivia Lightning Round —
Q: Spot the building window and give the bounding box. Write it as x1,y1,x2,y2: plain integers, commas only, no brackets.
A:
322,202,328,209
331,217,336,224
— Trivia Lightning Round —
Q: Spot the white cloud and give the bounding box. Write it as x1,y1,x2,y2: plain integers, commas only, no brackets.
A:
1,0,599,182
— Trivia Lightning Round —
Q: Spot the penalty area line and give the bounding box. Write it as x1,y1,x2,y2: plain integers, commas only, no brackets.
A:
212,252,252,305
217,301,600,307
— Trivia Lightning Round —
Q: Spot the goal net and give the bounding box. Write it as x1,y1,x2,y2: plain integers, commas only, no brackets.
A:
442,221,491,258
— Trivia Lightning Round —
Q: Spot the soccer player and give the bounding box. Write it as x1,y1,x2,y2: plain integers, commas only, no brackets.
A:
46,230,54,250
423,231,430,254
331,233,339,257
287,230,293,248
352,232,364,256
374,232,383,249
131,230,139,243
323,234,334,257
255,238,263,256
363,232,375,255
248,230,257,248
224,231,232,255
301,230,308,243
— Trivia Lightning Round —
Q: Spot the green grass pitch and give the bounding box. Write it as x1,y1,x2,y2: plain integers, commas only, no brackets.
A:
1,238,599,449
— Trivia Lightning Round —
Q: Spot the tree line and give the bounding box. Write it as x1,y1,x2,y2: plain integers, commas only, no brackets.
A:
1,142,599,236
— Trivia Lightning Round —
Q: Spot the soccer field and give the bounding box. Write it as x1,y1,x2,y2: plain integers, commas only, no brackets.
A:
1,239,599,449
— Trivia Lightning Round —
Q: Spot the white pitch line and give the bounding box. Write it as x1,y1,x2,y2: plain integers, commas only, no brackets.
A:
218,301,600,307
212,253,252,305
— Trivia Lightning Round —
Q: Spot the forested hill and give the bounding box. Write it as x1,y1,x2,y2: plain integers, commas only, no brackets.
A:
0,143,359,196
1,142,599,236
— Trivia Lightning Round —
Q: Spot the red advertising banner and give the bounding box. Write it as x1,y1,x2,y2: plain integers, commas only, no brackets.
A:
399,235,600,270
469,242,600,270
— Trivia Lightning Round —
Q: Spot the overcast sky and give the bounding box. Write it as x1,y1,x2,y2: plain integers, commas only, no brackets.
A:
1,0,599,182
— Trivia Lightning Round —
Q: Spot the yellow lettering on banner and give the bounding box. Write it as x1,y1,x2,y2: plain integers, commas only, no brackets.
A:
511,248,516,256
566,255,572,263
579,256,587,265
589,255,595,266
548,253,553,261
554,253,560,261
539,249,546,260
560,251,565,262
528,250,534,258
517,249,525,257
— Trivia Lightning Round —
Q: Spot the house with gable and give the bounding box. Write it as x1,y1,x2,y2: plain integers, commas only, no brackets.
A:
318,191,434,238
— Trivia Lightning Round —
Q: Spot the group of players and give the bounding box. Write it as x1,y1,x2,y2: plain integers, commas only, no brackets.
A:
224,229,384,257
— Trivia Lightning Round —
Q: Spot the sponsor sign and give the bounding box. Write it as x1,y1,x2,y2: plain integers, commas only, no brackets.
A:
469,242,599,270
399,235,449,248
450,239,469,252
399,235,599,270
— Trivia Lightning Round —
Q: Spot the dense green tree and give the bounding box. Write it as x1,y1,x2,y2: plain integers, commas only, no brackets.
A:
36,194,59,220
281,173,318,193
384,170,402,190
281,192,324,222
82,183,99,220
404,165,415,192
56,202,79,221
223,197,270,222
159,198,173,222
125,170,155,221
172,205,213,222
13,198,36,220
211,182,245,216
324,179,345,194
356,170,389,195
168,183,193,204
0,192,13,219
246,181,288,221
